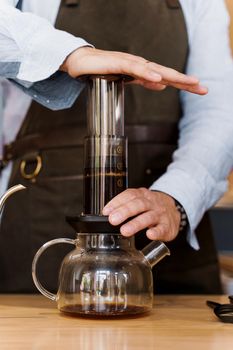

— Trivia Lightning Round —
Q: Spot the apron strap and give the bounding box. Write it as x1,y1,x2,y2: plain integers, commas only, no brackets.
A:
16,0,23,10
3,123,178,162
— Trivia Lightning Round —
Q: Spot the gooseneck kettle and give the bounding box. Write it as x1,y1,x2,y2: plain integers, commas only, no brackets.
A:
0,184,26,213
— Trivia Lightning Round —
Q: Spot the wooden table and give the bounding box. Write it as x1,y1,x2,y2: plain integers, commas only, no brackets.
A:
0,295,232,350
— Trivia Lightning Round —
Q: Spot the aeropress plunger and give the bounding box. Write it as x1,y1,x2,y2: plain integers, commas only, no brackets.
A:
67,75,128,232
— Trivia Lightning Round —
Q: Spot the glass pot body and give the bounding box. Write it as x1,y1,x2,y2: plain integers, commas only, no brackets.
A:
32,233,153,317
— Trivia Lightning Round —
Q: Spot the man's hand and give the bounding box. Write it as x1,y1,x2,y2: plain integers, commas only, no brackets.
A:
60,47,208,95
102,188,181,241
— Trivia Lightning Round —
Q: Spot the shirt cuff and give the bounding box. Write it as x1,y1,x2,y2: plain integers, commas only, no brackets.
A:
11,71,86,110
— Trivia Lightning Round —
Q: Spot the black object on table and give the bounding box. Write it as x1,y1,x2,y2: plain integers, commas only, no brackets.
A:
206,296,233,323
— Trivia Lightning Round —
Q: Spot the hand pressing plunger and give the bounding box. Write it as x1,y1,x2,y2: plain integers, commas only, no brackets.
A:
103,189,181,242
61,47,208,95
61,47,206,242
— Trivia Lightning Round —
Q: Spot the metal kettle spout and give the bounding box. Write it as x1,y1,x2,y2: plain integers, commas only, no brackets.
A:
0,184,26,213
142,240,170,268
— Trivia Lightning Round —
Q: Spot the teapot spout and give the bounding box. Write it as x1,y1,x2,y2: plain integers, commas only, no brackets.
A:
0,184,26,213
142,240,170,268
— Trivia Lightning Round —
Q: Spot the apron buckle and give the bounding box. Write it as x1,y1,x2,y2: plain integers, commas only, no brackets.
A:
20,154,42,182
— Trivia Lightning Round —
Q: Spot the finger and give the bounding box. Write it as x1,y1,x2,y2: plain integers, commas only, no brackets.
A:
108,53,164,82
120,211,159,237
148,62,199,85
108,197,151,226
146,223,170,241
161,80,208,95
132,80,167,91
119,59,162,83
180,84,208,95
131,77,207,94
103,188,140,215
142,82,167,91
98,54,162,82
115,56,201,90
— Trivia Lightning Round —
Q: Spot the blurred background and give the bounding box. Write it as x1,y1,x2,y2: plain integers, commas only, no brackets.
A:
212,0,233,294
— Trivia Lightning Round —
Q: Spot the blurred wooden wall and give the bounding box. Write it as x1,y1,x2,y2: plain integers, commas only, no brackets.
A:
226,0,233,51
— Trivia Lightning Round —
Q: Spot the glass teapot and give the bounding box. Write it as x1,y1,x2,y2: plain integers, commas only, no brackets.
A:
32,216,170,317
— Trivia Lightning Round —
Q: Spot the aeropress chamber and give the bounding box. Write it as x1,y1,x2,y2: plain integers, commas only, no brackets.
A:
67,74,128,232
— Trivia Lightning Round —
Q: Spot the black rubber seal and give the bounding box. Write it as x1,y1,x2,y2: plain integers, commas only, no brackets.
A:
66,215,121,234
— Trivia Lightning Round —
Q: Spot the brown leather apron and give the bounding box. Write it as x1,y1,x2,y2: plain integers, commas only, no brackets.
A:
0,0,222,293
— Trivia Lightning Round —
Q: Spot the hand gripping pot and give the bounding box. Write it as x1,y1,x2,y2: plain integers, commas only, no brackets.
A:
32,75,170,317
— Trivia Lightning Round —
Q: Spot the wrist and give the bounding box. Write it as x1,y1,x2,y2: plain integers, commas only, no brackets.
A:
151,190,187,233
60,46,94,77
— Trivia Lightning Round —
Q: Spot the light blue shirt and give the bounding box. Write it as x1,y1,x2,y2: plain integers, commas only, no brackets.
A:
0,0,233,249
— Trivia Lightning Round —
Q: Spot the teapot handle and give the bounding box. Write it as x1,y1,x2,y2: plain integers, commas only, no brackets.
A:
32,238,76,301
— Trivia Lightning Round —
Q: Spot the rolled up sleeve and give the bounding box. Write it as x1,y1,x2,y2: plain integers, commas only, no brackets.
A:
0,0,92,109
150,0,233,249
